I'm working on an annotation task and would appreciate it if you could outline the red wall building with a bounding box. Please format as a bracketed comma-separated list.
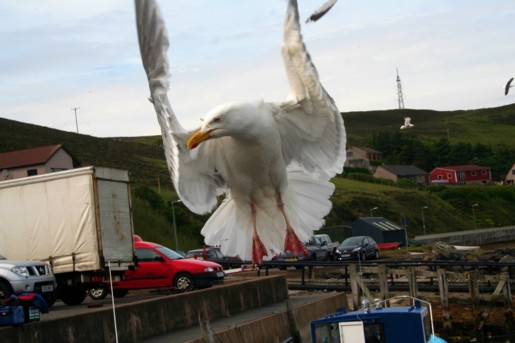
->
[429, 165, 492, 185]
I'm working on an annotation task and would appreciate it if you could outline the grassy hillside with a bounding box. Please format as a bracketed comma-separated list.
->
[1, 103, 515, 251]
[343, 103, 515, 148]
[0, 118, 172, 189]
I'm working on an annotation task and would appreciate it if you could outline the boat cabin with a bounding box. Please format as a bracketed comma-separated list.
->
[310, 297, 446, 343]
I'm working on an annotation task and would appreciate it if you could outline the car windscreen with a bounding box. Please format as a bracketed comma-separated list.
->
[155, 246, 184, 260]
[341, 237, 363, 246]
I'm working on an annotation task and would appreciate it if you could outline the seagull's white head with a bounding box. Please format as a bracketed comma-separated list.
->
[187, 101, 264, 150]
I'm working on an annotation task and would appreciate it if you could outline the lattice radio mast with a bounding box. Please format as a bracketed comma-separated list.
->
[396, 68, 405, 109]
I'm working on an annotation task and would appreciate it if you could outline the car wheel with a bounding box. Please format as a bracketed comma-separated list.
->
[42, 291, 57, 307]
[0, 280, 13, 299]
[374, 250, 380, 260]
[112, 289, 128, 298]
[360, 252, 366, 261]
[174, 273, 194, 291]
[89, 285, 109, 300]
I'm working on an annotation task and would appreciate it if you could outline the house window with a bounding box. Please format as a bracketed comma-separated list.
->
[471, 171, 477, 176]
[437, 175, 443, 180]
[481, 170, 487, 175]
[457, 172, 465, 180]
[27, 169, 38, 176]
[512, 170, 515, 175]
[50, 168, 67, 173]
[447, 173, 452, 179]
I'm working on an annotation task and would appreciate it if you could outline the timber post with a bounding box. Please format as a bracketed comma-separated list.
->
[378, 264, 389, 300]
[408, 266, 418, 298]
[437, 267, 452, 329]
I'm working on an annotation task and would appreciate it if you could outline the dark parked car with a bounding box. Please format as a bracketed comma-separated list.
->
[185, 247, 244, 270]
[335, 236, 380, 261]
[301, 234, 340, 261]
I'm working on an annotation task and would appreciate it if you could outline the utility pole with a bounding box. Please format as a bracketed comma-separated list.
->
[396, 68, 405, 110]
[71, 107, 80, 134]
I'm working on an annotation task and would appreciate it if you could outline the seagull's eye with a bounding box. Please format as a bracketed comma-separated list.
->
[212, 116, 222, 123]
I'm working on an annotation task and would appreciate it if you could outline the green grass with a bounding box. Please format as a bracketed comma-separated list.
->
[343, 103, 515, 148]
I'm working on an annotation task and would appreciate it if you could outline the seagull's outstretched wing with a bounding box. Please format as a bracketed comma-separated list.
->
[276, 0, 346, 179]
[505, 77, 513, 96]
[306, 0, 338, 23]
[135, 0, 224, 214]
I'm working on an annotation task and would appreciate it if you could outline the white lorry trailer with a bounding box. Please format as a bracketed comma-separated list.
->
[0, 166, 135, 305]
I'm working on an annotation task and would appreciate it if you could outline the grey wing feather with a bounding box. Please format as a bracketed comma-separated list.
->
[276, 0, 346, 180]
[306, 0, 338, 23]
[135, 0, 224, 214]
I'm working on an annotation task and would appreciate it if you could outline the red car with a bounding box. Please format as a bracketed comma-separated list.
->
[89, 239, 224, 299]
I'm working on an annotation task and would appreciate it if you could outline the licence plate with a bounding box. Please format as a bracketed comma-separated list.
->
[41, 285, 54, 292]
[341, 254, 350, 258]
[216, 272, 224, 277]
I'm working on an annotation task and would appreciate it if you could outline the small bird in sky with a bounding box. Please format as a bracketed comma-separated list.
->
[505, 77, 513, 96]
[135, 0, 346, 264]
[400, 117, 414, 130]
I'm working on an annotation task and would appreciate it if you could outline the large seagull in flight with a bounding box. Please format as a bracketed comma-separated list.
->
[135, 0, 346, 264]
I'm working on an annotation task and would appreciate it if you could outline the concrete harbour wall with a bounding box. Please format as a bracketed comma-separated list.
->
[0, 275, 290, 343]
[414, 225, 515, 245]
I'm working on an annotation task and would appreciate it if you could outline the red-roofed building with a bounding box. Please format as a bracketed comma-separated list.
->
[0, 144, 81, 181]
[429, 165, 492, 185]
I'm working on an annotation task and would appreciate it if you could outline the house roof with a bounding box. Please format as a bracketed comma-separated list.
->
[0, 144, 78, 169]
[433, 165, 490, 172]
[353, 146, 381, 154]
[352, 217, 405, 232]
[378, 164, 427, 176]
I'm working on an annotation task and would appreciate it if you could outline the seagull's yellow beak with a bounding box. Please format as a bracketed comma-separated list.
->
[187, 130, 212, 150]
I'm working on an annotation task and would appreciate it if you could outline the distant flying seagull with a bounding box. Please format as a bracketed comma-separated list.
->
[400, 117, 414, 130]
[505, 77, 513, 96]
[135, 0, 346, 264]
[306, 0, 338, 23]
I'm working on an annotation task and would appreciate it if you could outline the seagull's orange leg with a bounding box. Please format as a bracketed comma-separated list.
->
[251, 201, 268, 265]
[277, 192, 308, 256]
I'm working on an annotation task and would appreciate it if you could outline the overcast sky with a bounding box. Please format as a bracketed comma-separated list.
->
[1, 1, 514, 137]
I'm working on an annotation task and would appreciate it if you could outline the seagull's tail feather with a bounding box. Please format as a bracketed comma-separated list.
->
[201, 168, 334, 261]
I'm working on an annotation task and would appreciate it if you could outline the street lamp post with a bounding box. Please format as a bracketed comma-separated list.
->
[370, 207, 378, 217]
[421, 206, 428, 235]
[472, 203, 479, 230]
[172, 200, 182, 251]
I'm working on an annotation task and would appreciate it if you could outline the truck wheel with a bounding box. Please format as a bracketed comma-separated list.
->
[0, 280, 13, 299]
[59, 286, 87, 306]
[112, 289, 128, 298]
[89, 286, 109, 300]
[174, 273, 194, 291]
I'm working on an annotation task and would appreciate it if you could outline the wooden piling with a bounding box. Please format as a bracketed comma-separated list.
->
[378, 264, 389, 300]
[437, 267, 452, 329]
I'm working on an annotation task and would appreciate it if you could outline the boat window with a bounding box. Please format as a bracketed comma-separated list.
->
[313, 323, 341, 343]
[364, 322, 385, 343]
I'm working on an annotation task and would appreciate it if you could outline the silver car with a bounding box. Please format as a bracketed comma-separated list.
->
[0, 254, 57, 307]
